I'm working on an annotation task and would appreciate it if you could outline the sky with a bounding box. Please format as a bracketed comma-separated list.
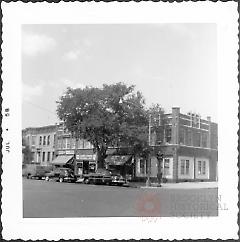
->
[22, 24, 217, 129]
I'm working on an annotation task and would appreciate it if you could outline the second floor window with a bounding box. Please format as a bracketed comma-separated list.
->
[39, 136, 42, 145]
[47, 135, 50, 145]
[165, 128, 172, 143]
[43, 136, 46, 145]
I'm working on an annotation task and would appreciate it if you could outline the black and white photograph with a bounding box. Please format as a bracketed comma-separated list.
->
[21, 23, 219, 218]
[2, 2, 238, 240]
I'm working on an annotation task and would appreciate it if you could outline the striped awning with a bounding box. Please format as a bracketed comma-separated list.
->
[51, 155, 73, 165]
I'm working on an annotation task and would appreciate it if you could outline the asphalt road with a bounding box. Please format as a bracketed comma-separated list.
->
[23, 179, 218, 218]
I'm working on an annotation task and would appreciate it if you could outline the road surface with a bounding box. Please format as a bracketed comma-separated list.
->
[23, 179, 218, 218]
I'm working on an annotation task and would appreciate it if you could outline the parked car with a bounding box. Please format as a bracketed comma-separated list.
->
[45, 168, 76, 183]
[109, 171, 128, 186]
[83, 168, 112, 185]
[22, 164, 53, 180]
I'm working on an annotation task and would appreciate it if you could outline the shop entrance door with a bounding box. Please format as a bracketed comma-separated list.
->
[83, 160, 89, 174]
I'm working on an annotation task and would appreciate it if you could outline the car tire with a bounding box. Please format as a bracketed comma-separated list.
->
[59, 177, 63, 183]
[45, 177, 49, 181]
[84, 178, 90, 184]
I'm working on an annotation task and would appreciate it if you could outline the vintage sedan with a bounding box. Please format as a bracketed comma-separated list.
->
[45, 168, 77, 183]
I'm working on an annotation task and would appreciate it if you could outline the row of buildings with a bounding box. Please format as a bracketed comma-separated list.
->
[22, 107, 218, 183]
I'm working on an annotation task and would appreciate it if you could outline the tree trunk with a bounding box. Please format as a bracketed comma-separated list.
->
[96, 146, 107, 169]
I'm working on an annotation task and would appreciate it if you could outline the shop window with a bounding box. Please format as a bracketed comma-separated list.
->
[42, 152, 45, 162]
[180, 159, 190, 175]
[43, 136, 46, 145]
[39, 136, 42, 145]
[165, 128, 172, 143]
[163, 159, 170, 175]
[47, 135, 50, 145]
[197, 160, 206, 175]
[47, 152, 50, 162]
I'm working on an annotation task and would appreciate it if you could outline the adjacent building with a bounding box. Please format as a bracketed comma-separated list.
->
[22, 124, 58, 165]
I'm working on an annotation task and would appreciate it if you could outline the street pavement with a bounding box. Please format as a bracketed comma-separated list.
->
[23, 178, 218, 218]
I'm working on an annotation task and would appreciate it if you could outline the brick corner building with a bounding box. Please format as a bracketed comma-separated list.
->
[134, 107, 218, 183]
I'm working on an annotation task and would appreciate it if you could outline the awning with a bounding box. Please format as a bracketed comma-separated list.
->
[51, 155, 74, 165]
[105, 155, 132, 166]
[76, 149, 96, 161]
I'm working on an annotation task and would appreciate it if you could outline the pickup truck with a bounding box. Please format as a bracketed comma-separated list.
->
[22, 164, 53, 180]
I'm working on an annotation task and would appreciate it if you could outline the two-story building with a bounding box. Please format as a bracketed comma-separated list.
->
[22, 125, 58, 166]
[134, 107, 218, 182]
[52, 123, 97, 176]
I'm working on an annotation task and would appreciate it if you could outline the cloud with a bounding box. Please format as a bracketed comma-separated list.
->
[22, 83, 43, 101]
[62, 50, 81, 61]
[62, 79, 86, 89]
[22, 32, 56, 57]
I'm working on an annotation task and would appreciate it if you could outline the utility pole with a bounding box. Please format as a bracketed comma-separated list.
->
[146, 114, 151, 187]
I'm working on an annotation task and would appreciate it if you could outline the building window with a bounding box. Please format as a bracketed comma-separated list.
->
[57, 138, 62, 149]
[179, 128, 185, 144]
[165, 128, 172, 143]
[39, 136, 42, 145]
[52, 152, 55, 160]
[202, 133, 208, 148]
[47, 152, 50, 162]
[186, 130, 192, 146]
[78, 139, 84, 149]
[163, 158, 170, 175]
[198, 160, 206, 175]
[47, 135, 50, 146]
[32, 136, 36, 146]
[71, 138, 76, 149]
[194, 132, 201, 147]
[140, 158, 145, 175]
[84, 141, 91, 149]
[180, 159, 190, 175]
[66, 138, 70, 149]
[42, 152, 45, 162]
[43, 136, 46, 145]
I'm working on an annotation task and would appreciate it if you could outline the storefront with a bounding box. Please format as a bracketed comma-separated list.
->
[105, 155, 133, 177]
[75, 149, 97, 176]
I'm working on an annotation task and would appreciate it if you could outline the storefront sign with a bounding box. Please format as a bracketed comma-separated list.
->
[66, 150, 74, 155]
[58, 151, 65, 155]
[77, 154, 96, 160]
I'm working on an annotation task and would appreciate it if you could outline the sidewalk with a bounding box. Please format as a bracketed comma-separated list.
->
[129, 181, 218, 189]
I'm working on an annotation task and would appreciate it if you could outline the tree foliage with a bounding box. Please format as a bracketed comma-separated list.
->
[22, 138, 33, 164]
[57, 83, 151, 167]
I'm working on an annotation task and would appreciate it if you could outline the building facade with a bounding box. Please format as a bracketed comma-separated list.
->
[134, 107, 218, 182]
[53, 123, 97, 176]
[22, 125, 58, 166]
[22, 107, 218, 183]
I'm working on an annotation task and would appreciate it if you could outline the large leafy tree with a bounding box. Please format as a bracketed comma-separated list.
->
[56, 83, 150, 168]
